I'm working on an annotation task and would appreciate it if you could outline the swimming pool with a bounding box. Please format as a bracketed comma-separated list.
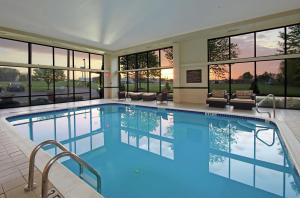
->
[7, 104, 300, 198]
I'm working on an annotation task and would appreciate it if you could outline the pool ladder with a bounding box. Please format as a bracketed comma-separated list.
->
[255, 94, 276, 119]
[24, 140, 101, 198]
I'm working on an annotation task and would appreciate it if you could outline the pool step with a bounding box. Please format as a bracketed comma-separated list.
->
[80, 172, 98, 190]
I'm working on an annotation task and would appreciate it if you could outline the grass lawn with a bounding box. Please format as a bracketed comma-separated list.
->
[210, 83, 300, 96]
[0, 80, 101, 93]
[126, 82, 173, 92]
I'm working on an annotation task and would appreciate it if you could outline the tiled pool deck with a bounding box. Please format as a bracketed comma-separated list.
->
[0, 99, 299, 198]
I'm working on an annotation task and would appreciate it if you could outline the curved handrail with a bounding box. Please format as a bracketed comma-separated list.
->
[255, 128, 276, 146]
[256, 94, 276, 118]
[24, 140, 69, 192]
[41, 151, 101, 198]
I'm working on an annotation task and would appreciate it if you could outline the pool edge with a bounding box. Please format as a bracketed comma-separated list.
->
[1, 100, 300, 197]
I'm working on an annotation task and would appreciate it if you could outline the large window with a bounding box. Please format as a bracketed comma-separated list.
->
[208, 38, 230, 62]
[161, 69, 173, 93]
[118, 47, 174, 97]
[208, 23, 300, 109]
[0, 66, 29, 107]
[286, 58, 300, 109]
[231, 62, 254, 92]
[0, 38, 28, 63]
[209, 64, 230, 92]
[54, 48, 68, 67]
[91, 73, 103, 99]
[32, 44, 53, 65]
[230, 33, 254, 59]
[31, 68, 54, 105]
[256, 60, 285, 108]
[256, 28, 284, 57]
[55, 70, 73, 103]
[148, 70, 160, 93]
[90, 54, 103, 70]
[74, 51, 89, 69]
[0, 37, 104, 108]
[286, 24, 300, 54]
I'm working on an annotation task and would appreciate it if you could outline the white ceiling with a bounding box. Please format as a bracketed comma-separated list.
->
[0, 0, 299, 51]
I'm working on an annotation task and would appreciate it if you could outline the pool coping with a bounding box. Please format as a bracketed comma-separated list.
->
[1, 100, 300, 198]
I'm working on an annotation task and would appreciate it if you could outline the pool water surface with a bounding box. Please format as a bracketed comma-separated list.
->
[8, 104, 300, 198]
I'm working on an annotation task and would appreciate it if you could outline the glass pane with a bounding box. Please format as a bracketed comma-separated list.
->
[119, 73, 127, 91]
[209, 64, 229, 92]
[54, 70, 69, 94]
[31, 68, 54, 96]
[69, 50, 73, 67]
[138, 71, 148, 92]
[230, 33, 254, 59]
[119, 56, 127, 71]
[286, 58, 300, 109]
[54, 48, 68, 67]
[256, 60, 285, 108]
[75, 93, 90, 101]
[231, 62, 255, 92]
[256, 28, 284, 56]
[91, 73, 103, 99]
[148, 70, 160, 93]
[55, 94, 73, 103]
[160, 48, 173, 67]
[208, 38, 230, 61]
[32, 44, 53, 65]
[127, 55, 136, 70]
[74, 51, 89, 69]
[128, 72, 137, 92]
[286, 24, 300, 54]
[137, 53, 147, 69]
[69, 71, 74, 94]
[90, 54, 103, 70]
[0, 38, 28, 63]
[161, 68, 173, 93]
[31, 96, 53, 105]
[0, 97, 29, 108]
[148, 50, 159, 68]
[74, 71, 89, 93]
[0, 66, 29, 97]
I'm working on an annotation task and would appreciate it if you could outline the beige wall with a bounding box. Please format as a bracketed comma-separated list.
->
[109, 9, 300, 104]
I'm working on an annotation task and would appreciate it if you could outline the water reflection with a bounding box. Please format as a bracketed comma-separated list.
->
[119, 106, 174, 160]
[208, 118, 300, 197]
[8, 105, 300, 198]
[10, 107, 105, 157]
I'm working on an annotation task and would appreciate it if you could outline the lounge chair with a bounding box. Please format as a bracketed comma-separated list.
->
[230, 90, 256, 110]
[118, 91, 126, 100]
[128, 92, 143, 100]
[142, 93, 157, 101]
[206, 90, 228, 108]
[156, 92, 168, 104]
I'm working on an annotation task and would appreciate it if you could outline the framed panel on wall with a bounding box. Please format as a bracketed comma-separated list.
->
[186, 69, 202, 83]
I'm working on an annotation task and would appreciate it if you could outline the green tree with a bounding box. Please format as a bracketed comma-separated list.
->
[279, 24, 300, 54]
[0, 68, 19, 81]
[239, 72, 253, 81]
[209, 38, 238, 81]
[33, 69, 65, 90]
[119, 49, 174, 91]
[278, 25, 300, 85]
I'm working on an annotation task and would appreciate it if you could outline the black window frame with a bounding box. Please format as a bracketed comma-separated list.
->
[207, 23, 300, 109]
[118, 47, 174, 96]
[0, 36, 105, 109]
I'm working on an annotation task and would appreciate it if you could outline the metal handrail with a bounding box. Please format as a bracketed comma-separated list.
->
[41, 151, 101, 198]
[255, 94, 276, 118]
[255, 128, 276, 146]
[24, 140, 69, 192]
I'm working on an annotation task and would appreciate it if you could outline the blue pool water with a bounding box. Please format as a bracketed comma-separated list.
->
[8, 104, 300, 198]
